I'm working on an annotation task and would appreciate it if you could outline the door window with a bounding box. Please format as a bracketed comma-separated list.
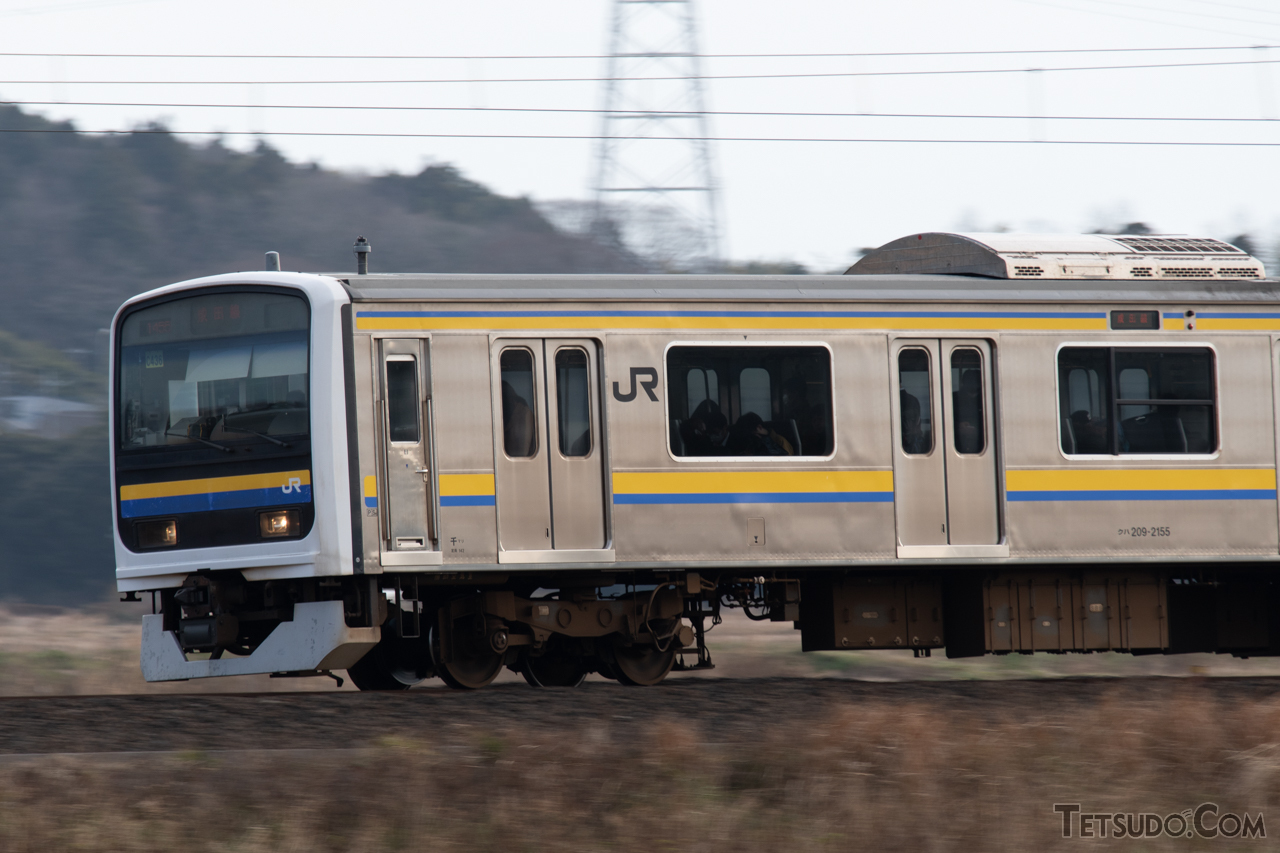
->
[950, 348, 985, 454]
[385, 357, 420, 443]
[555, 348, 592, 457]
[500, 348, 538, 458]
[898, 348, 933, 454]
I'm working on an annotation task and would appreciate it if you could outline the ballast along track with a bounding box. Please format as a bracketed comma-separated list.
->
[4, 676, 1280, 755]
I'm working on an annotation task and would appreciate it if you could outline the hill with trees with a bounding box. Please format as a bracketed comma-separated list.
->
[0, 105, 640, 357]
[0, 104, 641, 604]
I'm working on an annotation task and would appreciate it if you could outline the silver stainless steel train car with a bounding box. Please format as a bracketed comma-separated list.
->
[111, 232, 1280, 689]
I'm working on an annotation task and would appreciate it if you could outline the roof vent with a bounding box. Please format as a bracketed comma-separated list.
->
[847, 232, 1266, 280]
[1111, 236, 1243, 254]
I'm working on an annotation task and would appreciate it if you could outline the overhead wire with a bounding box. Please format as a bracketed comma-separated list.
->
[2, 98, 1276, 124]
[0, 45, 1275, 60]
[1, 56, 1279, 85]
[0, 127, 1274, 146]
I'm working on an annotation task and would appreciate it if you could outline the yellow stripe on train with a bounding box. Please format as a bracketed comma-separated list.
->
[120, 470, 312, 502]
[438, 473, 497, 497]
[613, 470, 894, 495]
[1005, 468, 1276, 492]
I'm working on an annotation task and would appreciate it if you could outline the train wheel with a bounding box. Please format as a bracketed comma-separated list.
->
[430, 625, 504, 690]
[610, 641, 676, 686]
[522, 641, 588, 688]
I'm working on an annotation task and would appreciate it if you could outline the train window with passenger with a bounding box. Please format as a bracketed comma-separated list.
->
[666, 345, 833, 458]
[117, 291, 310, 451]
[686, 368, 719, 415]
[1058, 347, 1216, 455]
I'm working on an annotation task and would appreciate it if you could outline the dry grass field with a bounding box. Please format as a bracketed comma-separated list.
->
[3, 600, 1280, 851]
[0, 684, 1277, 852]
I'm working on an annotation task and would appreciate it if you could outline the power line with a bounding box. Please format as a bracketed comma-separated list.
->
[1, 56, 1278, 86]
[0, 45, 1275, 60]
[4, 98, 1278, 124]
[0, 127, 1275, 146]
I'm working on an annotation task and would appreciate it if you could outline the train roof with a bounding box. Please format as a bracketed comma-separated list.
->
[336, 272, 1280, 305]
[328, 231, 1273, 304]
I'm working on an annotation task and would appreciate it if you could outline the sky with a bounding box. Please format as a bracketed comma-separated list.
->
[1, 0, 1278, 271]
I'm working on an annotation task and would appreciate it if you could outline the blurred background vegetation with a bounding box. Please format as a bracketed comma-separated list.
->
[0, 102, 651, 605]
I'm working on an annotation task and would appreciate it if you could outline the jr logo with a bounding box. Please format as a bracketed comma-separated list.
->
[282, 477, 303, 494]
[613, 367, 659, 402]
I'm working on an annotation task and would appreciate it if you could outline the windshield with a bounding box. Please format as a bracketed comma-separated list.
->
[118, 291, 310, 450]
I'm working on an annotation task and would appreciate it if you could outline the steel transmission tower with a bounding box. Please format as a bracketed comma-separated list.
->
[590, 0, 723, 271]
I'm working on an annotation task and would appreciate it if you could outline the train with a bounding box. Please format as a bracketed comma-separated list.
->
[111, 231, 1280, 689]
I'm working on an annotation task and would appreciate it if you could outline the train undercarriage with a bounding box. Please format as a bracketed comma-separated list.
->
[147, 565, 1280, 690]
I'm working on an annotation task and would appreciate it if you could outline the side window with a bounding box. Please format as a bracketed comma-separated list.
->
[1058, 347, 1216, 455]
[897, 348, 933, 454]
[686, 368, 719, 414]
[1118, 367, 1152, 419]
[1058, 349, 1111, 454]
[666, 346, 833, 458]
[499, 348, 538, 458]
[739, 368, 771, 419]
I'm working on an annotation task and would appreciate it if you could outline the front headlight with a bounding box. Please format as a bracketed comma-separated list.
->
[259, 509, 300, 538]
[136, 519, 178, 548]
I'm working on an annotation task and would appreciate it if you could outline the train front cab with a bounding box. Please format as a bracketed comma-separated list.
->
[111, 274, 379, 682]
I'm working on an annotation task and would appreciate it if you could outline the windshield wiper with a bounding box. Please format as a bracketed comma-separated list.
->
[164, 430, 233, 453]
[222, 424, 292, 448]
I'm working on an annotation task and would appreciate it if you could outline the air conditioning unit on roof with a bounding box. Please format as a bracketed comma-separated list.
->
[846, 232, 1266, 281]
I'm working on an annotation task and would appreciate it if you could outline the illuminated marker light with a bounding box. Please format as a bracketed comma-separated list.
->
[136, 519, 178, 549]
[259, 509, 300, 539]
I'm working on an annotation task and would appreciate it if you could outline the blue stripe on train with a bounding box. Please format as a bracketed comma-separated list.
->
[613, 491, 895, 505]
[440, 495, 497, 507]
[121, 485, 313, 519]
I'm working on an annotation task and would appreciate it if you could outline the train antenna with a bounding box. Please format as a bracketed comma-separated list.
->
[353, 236, 371, 274]
[265, 251, 280, 271]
